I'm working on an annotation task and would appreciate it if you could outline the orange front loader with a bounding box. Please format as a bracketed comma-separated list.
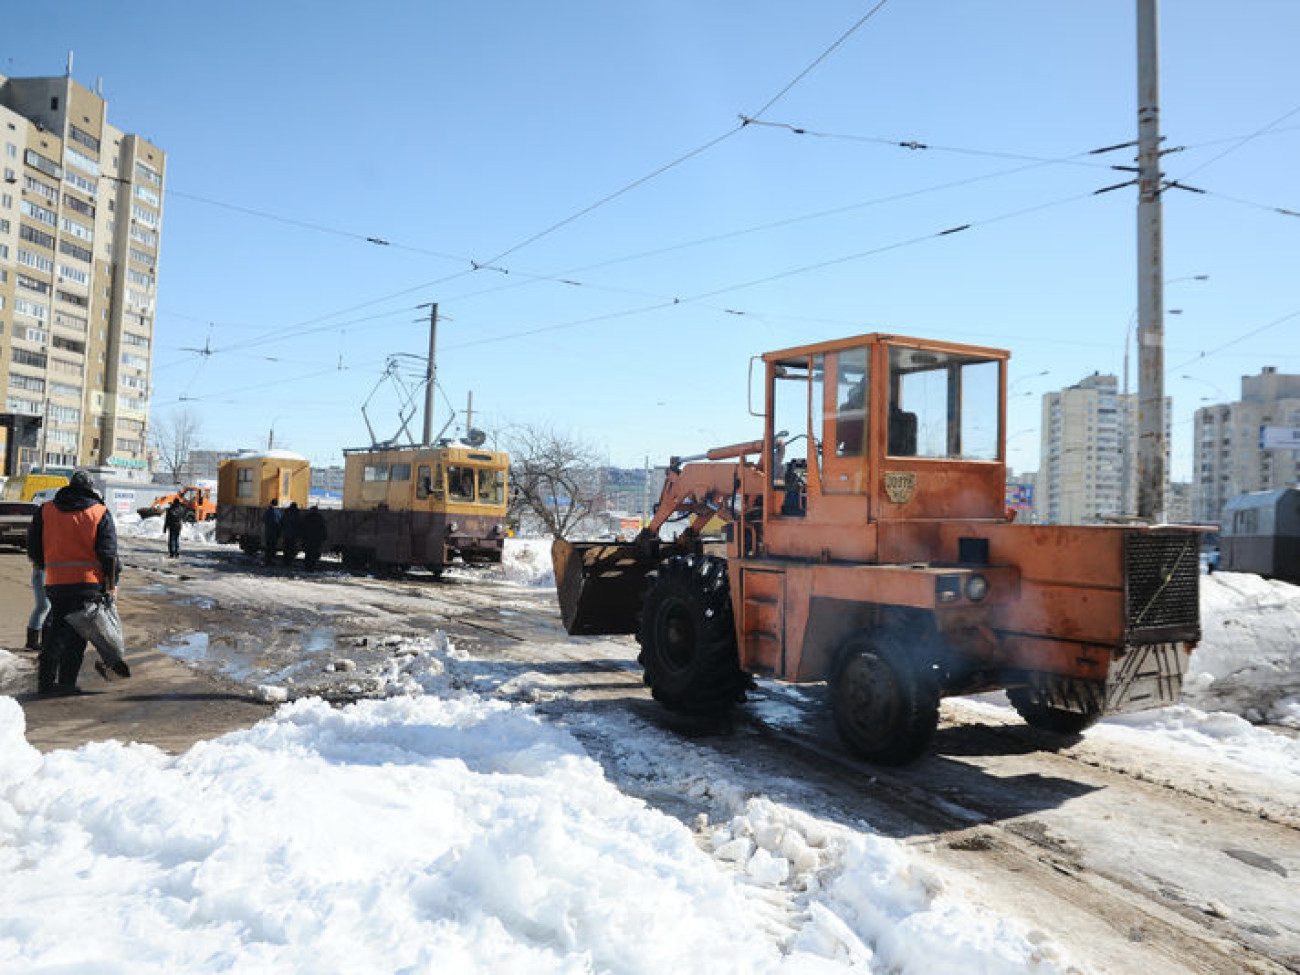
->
[554, 333, 1201, 764]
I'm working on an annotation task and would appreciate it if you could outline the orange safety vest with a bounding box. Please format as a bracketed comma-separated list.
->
[42, 502, 107, 586]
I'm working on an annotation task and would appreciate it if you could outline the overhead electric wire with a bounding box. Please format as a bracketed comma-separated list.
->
[167, 188, 466, 263]
[441, 185, 1101, 353]
[1173, 102, 1300, 182]
[475, 0, 894, 268]
[1169, 307, 1300, 373]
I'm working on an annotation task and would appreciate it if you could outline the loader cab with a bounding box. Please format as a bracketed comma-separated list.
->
[763, 335, 1007, 557]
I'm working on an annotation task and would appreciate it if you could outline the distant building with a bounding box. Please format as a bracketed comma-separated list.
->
[1167, 481, 1194, 524]
[1193, 366, 1300, 524]
[0, 69, 166, 474]
[599, 465, 668, 519]
[1036, 374, 1139, 525]
[310, 465, 344, 496]
[185, 449, 239, 481]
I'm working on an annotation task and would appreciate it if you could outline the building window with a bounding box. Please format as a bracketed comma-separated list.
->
[13, 296, 48, 320]
[58, 239, 92, 263]
[63, 169, 96, 197]
[16, 273, 50, 295]
[58, 264, 89, 286]
[24, 149, 61, 180]
[23, 175, 58, 202]
[21, 200, 57, 226]
[64, 146, 99, 177]
[59, 216, 93, 242]
[135, 161, 162, 186]
[63, 193, 95, 218]
[9, 374, 45, 393]
[19, 225, 55, 248]
[68, 125, 100, 153]
[12, 347, 47, 368]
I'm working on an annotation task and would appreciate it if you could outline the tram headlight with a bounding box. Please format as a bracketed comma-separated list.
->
[447, 521, 459, 534]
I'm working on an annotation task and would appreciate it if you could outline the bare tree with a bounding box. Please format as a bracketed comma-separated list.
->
[505, 424, 607, 539]
[149, 407, 203, 483]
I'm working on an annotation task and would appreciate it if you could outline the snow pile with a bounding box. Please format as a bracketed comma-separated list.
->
[500, 537, 556, 588]
[1102, 703, 1300, 777]
[1185, 572, 1300, 726]
[0, 650, 25, 689]
[0, 694, 1071, 974]
[116, 510, 217, 546]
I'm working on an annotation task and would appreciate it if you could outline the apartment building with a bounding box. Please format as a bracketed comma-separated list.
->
[1193, 366, 1300, 524]
[1035, 373, 1140, 525]
[0, 70, 164, 475]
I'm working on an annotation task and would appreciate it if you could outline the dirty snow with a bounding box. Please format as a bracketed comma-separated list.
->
[1, 543, 1297, 972]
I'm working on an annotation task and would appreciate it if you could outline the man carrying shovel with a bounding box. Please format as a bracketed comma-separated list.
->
[27, 470, 130, 695]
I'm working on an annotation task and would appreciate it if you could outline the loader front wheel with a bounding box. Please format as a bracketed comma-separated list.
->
[637, 555, 748, 716]
[1007, 686, 1101, 735]
[832, 631, 939, 765]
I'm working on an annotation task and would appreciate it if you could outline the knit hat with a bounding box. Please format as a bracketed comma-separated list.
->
[70, 470, 95, 492]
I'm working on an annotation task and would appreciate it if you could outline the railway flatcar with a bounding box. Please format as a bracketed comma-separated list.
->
[216, 443, 509, 574]
[1220, 488, 1300, 584]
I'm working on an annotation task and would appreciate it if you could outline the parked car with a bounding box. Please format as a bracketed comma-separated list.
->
[0, 500, 38, 548]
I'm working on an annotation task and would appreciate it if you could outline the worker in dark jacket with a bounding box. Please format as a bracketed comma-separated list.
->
[27, 470, 127, 695]
[301, 505, 327, 571]
[263, 499, 282, 566]
[280, 501, 302, 567]
[163, 498, 185, 558]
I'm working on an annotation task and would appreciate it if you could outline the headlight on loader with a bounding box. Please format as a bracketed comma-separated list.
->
[965, 574, 990, 602]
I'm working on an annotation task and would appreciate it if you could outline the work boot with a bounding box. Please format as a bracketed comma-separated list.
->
[37, 654, 58, 695]
[25, 627, 41, 651]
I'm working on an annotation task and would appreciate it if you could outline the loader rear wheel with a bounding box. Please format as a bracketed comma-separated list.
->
[1007, 686, 1101, 734]
[637, 555, 748, 716]
[832, 631, 939, 766]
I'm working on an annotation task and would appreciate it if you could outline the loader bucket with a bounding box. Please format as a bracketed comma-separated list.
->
[552, 539, 656, 636]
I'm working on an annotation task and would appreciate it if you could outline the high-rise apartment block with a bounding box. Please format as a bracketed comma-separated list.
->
[0, 70, 164, 475]
[1193, 366, 1300, 524]
[1035, 373, 1141, 525]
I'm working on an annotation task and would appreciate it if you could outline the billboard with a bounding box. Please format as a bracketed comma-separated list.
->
[1259, 426, 1300, 450]
[1006, 482, 1034, 511]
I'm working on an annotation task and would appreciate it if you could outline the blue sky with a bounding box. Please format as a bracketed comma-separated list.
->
[8, 1, 1298, 478]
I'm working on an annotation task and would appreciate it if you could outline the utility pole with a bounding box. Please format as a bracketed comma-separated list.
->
[422, 303, 438, 446]
[1135, 0, 1166, 522]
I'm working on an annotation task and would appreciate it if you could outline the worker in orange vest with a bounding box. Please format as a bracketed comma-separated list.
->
[27, 470, 126, 695]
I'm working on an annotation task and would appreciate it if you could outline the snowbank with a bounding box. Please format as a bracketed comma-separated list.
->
[500, 537, 555, 588]
[1184, 572, 1300, 726]
[117, 511, 217, 546]
[0, 689, 1071, 974]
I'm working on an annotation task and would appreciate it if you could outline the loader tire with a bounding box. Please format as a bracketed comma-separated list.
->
[831, 631, 939, 766]
[637, 554, 748, 716]
[1007, 687, 1101, 735]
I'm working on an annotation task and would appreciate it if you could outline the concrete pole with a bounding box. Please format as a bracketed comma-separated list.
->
[422, 303, 438, 446]
[1135, 0, 1166, 522]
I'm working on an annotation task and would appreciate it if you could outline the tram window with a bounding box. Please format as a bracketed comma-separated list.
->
[416, 464, 432, 500]
[477, 468, 504, 504]
[236, 468, 253, 499]
[433, 465, 444, 500]
[363, 464, 388, 482]
[390, 463, 411, 482]
[448, 466, 475, 501]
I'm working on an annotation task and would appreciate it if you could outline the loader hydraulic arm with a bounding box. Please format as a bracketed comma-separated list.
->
[645, 438, 770, 538]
